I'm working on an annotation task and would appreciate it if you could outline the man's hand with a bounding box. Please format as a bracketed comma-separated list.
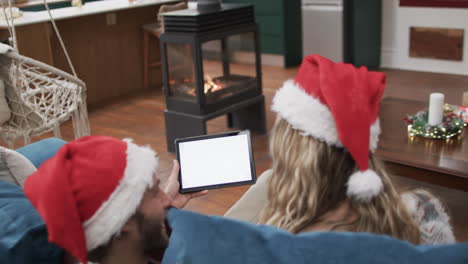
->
[162, 160, 208, 209]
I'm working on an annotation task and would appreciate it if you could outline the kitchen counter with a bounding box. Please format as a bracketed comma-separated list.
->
[0, 0, 177, 27]
[0, 0, 181, 105]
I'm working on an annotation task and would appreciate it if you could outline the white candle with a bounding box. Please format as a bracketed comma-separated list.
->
[428, 93, 444, 126]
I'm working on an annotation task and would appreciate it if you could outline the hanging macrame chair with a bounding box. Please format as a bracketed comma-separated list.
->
[0, 0, 90, 148]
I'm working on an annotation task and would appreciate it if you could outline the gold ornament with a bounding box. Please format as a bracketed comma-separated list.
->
[443, 103, 454, 113]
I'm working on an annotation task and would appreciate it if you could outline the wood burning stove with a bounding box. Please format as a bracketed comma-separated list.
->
[160, 4, 266, 152]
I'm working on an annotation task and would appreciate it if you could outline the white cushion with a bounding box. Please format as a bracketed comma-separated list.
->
[0, 80, 11, 125]
[0, 146, 36, 187]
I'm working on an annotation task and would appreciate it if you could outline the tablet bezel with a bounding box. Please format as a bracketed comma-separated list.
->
[175, 130, 256, 193]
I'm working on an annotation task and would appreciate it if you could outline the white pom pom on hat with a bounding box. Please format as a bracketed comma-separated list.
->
[271, 54, 386, 201]
[346, 169, 383, 202]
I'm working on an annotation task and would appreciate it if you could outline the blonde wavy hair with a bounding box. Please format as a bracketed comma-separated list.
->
[258, 118, 421, 244]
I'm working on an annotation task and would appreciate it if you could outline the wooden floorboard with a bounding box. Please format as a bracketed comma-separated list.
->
[11, 65, 468, 242]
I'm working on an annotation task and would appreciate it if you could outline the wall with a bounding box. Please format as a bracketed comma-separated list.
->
[381, 0, 468, 75]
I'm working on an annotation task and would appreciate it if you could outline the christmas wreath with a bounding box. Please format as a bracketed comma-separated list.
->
[404, 106, 465, 139]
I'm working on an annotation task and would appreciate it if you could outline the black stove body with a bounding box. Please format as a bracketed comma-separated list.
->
[160, 4, 266, 152]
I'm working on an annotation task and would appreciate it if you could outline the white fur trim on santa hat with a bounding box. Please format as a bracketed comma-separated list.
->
[83, 139, 158, 251]
[346, 169, 383, 201]
[272, 80, 381, 151]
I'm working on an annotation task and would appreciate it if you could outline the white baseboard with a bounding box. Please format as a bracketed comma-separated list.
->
[380, 47, 398, 69]
[389, 64, 468, 76]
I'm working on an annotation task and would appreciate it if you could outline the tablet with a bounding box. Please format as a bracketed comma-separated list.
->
[175, 130, 256, 193]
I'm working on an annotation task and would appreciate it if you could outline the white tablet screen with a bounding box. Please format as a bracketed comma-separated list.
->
[178, 134, 253, 189]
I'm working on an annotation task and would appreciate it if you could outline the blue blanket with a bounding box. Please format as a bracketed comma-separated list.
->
[0, 180, 63, 264]
[16, 137, 67, 168]
[163, 209, 468, 264]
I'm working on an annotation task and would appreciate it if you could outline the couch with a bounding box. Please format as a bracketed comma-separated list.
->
[1, 138, 467, 264]
[0, 138, 66, 264]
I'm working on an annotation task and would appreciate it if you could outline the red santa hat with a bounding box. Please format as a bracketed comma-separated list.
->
[272, 54, 386, 201]
[24, 136, 158, 264]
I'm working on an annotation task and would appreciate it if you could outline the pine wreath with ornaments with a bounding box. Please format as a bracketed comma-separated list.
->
[404, 108, 465, 139]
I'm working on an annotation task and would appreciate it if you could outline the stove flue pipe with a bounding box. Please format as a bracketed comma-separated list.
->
[197, 0, 221, 12]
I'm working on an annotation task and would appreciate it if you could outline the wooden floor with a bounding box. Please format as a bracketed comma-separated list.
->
[17, 65, 468, 242]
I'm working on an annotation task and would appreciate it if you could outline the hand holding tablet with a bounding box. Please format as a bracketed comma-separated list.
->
[161, 160, 208, 208]
[175, 131, 256, 193]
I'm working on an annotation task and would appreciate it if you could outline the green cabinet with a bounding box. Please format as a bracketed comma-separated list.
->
[223, 0, 302, 67]
[343, 0, 382, 69]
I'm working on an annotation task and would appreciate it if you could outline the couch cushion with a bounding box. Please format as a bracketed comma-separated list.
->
[0, 180, 63, 264]
[0, 146, 36, 186]
[163, 208, 468, 264]
[16, 137, 67, 169]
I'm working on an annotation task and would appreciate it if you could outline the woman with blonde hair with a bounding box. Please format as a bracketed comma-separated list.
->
[225, 54, 454, 245]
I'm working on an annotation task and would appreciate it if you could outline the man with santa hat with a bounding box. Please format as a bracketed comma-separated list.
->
[24, 136, 206, 264]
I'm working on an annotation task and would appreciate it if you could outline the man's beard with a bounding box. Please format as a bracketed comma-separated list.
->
[135, 211, 170, 257]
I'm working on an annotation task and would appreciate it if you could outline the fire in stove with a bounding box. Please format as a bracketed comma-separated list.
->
[204, 75, 223, 94]
[169, 73, 257, 103]
[169, 74, 225, 97]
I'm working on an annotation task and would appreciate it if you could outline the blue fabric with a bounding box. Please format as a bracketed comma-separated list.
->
[163, 209, 468, 264]
[16, 138, 67, 168]
[0, 180, 63, 264]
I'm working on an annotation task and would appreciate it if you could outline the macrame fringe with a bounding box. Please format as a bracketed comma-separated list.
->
[72, 92, 91, 139]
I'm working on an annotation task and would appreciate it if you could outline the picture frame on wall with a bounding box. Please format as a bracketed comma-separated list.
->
[400, 0, 468, 8]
